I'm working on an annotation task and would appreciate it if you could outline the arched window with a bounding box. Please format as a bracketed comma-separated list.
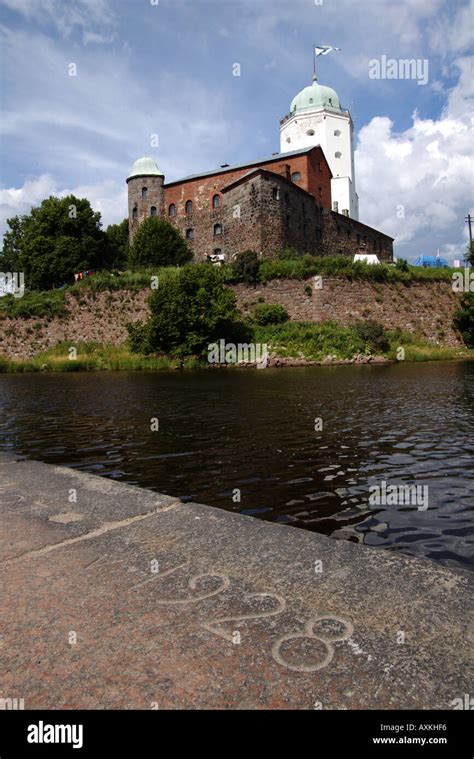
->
[150, 206, 157, 217]
[132, 206, 138, 220]
[142, 187, 148, 199]
[186, 228, 194, 240]
[335, 151, 342, 159]
[214, 249, 222, 255]
[306, 129, 315, 136]
[168, 203, 177, 217]
[318, 187, 322, 197]
[334, 129, 341, 137]
[272, 187, 280, 200]
[213, 223, 222, 236]
[185, 200, 193, 214]
[291, 171, 301, 182]
[212, 194, 221, 209]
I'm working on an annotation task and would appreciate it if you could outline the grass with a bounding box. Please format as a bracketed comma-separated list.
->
[0, 289, 67, 320]
[223, 255, 457, 284]
[0, 342, 201, 373]
[254, 320, 366, 360]
[68, 267, 179, 293]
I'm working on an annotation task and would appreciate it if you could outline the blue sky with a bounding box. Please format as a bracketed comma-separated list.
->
[0, 0, 472, 261]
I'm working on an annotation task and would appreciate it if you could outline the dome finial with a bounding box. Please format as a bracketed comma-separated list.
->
[312, 72, 318, 83]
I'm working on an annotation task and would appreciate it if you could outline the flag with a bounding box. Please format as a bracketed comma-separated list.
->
[314, 45, 341, 56]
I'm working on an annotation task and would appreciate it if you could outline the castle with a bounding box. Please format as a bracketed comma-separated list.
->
[127, 74, 393, 263]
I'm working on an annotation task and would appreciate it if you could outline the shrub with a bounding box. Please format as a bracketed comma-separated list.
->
[395, 258, 409, 272]
[455, 292, 474, 347]
[232, 250, 260, 284]
[128, 263, 250, 357]
[252, 303, 289, 325]
[354, 320, 390, 353]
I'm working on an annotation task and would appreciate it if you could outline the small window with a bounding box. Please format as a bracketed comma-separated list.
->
[346, 229, 351, 238]
[309, 98, 313, 104]
[286, 136, 291, 143]
[186, 228, 194, 240]
[132, 206, 138, 220]
[357, 234, 360, 245]
[272, 187, 280, 200]
[291, 171, 301, 182]
[212, 194, 221, 209]
[213, 223, 222, 236]
[317, 161, 322, 172]
[214, 248, 222, 256]
[142, 187, 148, 199]
[318, 187, 322, 197]
[285, 215, 290, 229]
[302, 203, 306, 216]
[284, 191, 289, 204]
[306, 129, 315, 136]
[334, 129, 341, 137]
[185, 200, 193, 214]
[335, 151, 342, 159]
[150, 206, 157, 217]
[168, 203, 177, 217]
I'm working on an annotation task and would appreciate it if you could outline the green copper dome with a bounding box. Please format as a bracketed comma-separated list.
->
[290, 76, 341, 114]
[127, 156, 163, 181]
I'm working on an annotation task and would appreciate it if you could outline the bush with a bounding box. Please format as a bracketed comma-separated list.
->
[354, 320, 390, 353]
[395, 258, 409, 272]
[277, 247, 303, 260]
[455, 292, 474, 347]
[252, 303, 289, 325]
[128, 263, 250, 357]
[129, 217, 193, 268]
[232, 250, 260, 284]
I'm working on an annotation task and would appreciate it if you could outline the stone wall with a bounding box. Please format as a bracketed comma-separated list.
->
[0, 277, 463, 360]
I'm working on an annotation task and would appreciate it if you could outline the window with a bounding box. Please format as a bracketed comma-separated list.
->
[186, 228, 194, 240]
[213, 223, 222, 236]
[212, 194, 221, 209]
[286, 136, 291, 143]
[334, 129, 341, 137]
[291, 171, 301, 182]
[185, 200, 193, 214]
[284, 191, 290, 204]
[142, 187, 148, 199]
[335, 151, 342, 159]
[132, 206, 138, 220]
[306, 129, 315, 136]
[317, 161, 322, 172]
[357, 234, 360, 245]
[214, 249, 222, 256]
[302, 203, 306, 216]
[285, 215, 290, 229]
[272, 187, 280, 200]
[168, 203, 177, 217]
[309, 98, 313, 104]
[346, 229, 351, 238]
[318, 187, 322, 197]
[150, 206, 157, 217]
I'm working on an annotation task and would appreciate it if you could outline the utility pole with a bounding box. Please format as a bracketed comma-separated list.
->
[466, 213, 473, 245]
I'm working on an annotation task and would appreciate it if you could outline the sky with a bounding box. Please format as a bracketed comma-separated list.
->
[0, 0, 472, 262]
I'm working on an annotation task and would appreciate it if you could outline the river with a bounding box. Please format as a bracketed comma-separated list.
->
[0, 361, 472, 571]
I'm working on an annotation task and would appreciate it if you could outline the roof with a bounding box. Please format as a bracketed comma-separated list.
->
[221, 167, 319, 201]
[127, 156, 163, 182]
[290, 77, 341, 114]
[163, 146, 325, 187]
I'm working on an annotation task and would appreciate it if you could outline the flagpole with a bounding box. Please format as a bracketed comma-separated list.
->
[313, 45, 316, 80]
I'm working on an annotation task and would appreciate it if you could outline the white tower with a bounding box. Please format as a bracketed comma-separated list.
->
[280, 74, 359, 219]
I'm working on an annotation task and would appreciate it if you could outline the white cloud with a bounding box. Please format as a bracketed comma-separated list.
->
[0, 175, 126, 238]
[0, 0, 115, 41]
[356, 57, 474, 261]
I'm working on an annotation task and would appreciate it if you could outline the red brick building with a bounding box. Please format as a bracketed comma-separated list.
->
[127, 146, 393, 262]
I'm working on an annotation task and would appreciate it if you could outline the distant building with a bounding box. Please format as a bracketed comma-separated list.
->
[126, 74, 393, 262]
[414, 255, 449, 268]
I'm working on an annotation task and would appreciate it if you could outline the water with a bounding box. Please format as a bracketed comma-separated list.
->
[0, 361, 473, 571]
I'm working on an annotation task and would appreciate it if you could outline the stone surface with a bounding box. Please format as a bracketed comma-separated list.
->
[0, 277, 463, 360]
[0, 454, 472, 709]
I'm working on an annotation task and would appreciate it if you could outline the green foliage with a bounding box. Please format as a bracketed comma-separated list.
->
[254, 321, 365, 360]
[395, 258, 409, 272]
[252, 303, 289, 325]
[354, 320, 390, 353]
[1, 195, 108, 290]
[128, 264, 249, 357]
[277, 247, 303, 260]
[455, 292, 474, 347]
[231, 250, 261, 284]
[0, 289, 67, 320]
[466, 240, 474, 267]
[129, 217, 192, 268]
[105, 219, 130, 269]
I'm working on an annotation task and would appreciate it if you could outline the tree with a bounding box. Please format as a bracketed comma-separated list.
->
[128, 264, 249, 357]
[1, 195, 107, 290]
[129, 217, 193, 268]
[105, 219, 130, 269]
[466, 240, 474, 267]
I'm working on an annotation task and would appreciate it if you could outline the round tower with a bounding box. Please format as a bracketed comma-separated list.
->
[126, 156, 164, 242]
